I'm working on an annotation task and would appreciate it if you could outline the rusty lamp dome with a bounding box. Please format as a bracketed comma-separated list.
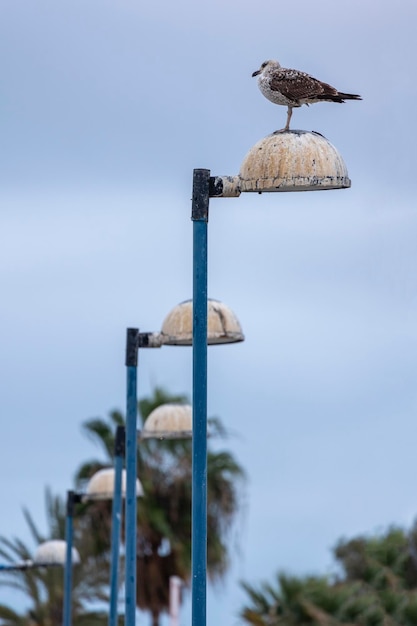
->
[142, 403, 192, 439]
[160, 298, 244, 345]
[85, 467, 143, 500]
[239, 130, 351, 193]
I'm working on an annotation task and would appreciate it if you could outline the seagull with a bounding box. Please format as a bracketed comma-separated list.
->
[252, 60, 362, 132]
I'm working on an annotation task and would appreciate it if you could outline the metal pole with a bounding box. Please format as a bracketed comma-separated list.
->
[169, 576, 182, 626]
[125, 329, 139, 626]
[191, 168, 210, 626]
[109, 425, 125, 626]
[63, 491, 76, 626]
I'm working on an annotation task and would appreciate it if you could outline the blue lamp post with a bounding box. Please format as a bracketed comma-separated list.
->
[109, 425, 125, 626]
[191, 170, 210, 626]
[109, 405, 192, 626]
[123, 299, 244, 626]
[63, 491, 82, 626]
[62, 467, 141, 626]
[85, 464, 142, 626]
[124, 329, 140, 626]
[190, 129, 352, 626]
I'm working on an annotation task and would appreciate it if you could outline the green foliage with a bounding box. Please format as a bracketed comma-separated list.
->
[138, 388, 188, 424]
[240, 523, 417, 626]
[0, 604, 27, 626]
[74, 410, 125, 487]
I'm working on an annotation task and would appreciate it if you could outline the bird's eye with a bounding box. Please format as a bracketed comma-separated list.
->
[261, 62, 267, 68]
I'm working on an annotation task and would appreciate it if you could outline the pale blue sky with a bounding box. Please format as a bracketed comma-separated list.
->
[1, 0, 417, 624]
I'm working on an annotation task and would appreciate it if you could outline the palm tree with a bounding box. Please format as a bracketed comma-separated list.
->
[75, 386, 246, 626]
[240, 573, 355, 626]
[333, 526, 417, 625]
[0, 489, 115, 626]
[240, 523, 417, 626]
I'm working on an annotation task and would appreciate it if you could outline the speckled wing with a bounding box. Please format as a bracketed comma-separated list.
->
[270, 69, 338, 103]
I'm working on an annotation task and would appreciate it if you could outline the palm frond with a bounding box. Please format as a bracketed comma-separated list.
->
[45, 487, 66, 539]
[0, 603, 27, 625]
[81, 418, 115, 460]
[108, 410, 125, 428]
[22, 507, 45, 546]
[74, 460, 109, 487]
[138, 386, 189, 422]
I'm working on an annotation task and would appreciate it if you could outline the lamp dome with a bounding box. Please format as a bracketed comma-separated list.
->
[239, 130, 350, 192]
[85, 468, 143, 500]
[160, 298, 244, 345]
[142, 403, 192, 439]
[33, 540, 80, 566]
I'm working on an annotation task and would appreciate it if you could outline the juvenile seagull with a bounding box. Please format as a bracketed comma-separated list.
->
[252, 60, 362, 131]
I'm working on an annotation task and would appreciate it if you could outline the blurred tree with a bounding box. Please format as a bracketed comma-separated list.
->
[74, 386, 246, 626]
[240, 524, 417, 626]
[240, 573, 352, 626]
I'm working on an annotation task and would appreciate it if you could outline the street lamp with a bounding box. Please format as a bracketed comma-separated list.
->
[124, 298, 244, 626]
[109, 425, 127, 626]
[109, 404, 192, 626]
[191, 130, 351, 626]
[62, 468, 142, 626]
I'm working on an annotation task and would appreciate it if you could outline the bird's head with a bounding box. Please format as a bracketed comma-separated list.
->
[252, 60, 281, 77]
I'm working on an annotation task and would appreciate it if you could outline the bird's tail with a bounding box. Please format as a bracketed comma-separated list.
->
[316, 91, 362, 103]
[337, 92, 362, 101]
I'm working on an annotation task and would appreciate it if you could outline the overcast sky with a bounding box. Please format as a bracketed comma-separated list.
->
[1, 0, 417, 624]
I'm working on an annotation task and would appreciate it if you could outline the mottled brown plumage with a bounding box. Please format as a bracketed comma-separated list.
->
[252, 60, 362, 131]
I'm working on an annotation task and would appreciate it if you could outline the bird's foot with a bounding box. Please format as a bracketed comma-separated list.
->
[273, 127, 291, 134]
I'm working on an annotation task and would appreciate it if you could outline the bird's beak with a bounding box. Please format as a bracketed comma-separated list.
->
[252, 69, 260, 77]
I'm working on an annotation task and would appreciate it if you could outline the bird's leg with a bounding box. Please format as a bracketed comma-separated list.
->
[276, 106, 293, 133]
[284, 106, 292, 131]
